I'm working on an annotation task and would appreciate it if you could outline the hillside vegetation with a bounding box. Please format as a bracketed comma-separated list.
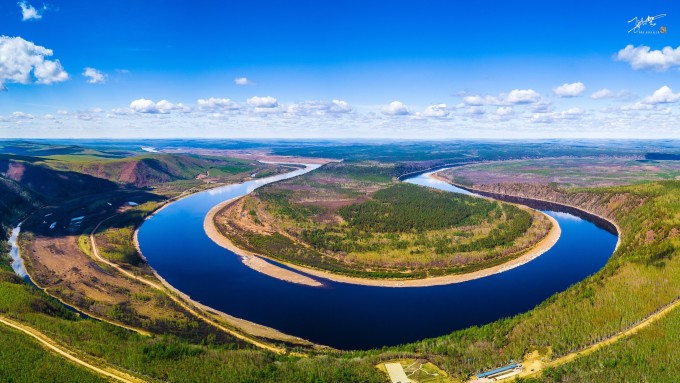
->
[46, 153, 258, 187]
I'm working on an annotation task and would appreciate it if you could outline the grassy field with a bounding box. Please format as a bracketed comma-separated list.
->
[442, 157, 680, 188]
[216, 161, 551, 279]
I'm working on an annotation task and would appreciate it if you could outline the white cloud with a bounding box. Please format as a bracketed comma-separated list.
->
[530, 108, 584, 124]
[590, 88, 615, 99]
[462, 89, 543, 106]
[590, 88, 634, 101]
[328, 99, 352, 113]
[495, 106, 513, 116]
[462, 95, 485, 106]
[111, 108, 132, 115]
[82, 67, 107, 84]
[616, 45, 680, 71]
[0, 36, 68, 88]
[197, 97, 241, 112]
[18, 1, 45, 21]
[553, 82, 585, 97]
[129, 99, 157, 113]
[643, 85, 680, 104]
[286, 100, 353, 115]
[422, 104, 449, 117]
[129, 99, 189, 114]
[381, 101, 410, 116]
[505, 89, 541, 104]
[12, 111, 34, 119]
[247, 96, 278, 108]
[621, 102, 654, 111]
[234, 77, 254, 86]
[56, 109, 68, 115]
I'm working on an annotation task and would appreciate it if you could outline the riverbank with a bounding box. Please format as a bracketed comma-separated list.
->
[204, 198, 325, 287]
[204, 195, 561, 288]
[132, 164, 324, 348]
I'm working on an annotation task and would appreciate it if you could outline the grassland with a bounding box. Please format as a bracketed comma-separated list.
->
[442, 157, 680, 188]
[215, 161, 552, 280]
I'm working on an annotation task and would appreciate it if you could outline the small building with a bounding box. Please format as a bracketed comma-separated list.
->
[475, 363, 523, 381]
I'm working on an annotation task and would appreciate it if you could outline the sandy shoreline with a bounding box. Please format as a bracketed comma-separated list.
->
[204, 198, 325, 287]
[203, 191, 562, 288]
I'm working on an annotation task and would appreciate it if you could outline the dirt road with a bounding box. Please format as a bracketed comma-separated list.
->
[0, 315, 147, 383]
[90, 215, 296, 355]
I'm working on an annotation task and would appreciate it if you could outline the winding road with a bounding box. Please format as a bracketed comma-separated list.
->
[0, 314, 148, 383]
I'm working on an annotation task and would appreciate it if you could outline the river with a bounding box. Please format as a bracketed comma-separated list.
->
[137, 166, 617, 349]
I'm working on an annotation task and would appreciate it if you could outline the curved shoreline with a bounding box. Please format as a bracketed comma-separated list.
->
[203, 191, 562, 288]
[203, 198, 324, 287]
[133, 164, 324, 348]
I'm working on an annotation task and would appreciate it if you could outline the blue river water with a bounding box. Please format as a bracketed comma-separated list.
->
[138, 166, 617, 350]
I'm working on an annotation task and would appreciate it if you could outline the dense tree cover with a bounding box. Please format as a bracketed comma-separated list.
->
[315, 161, 395, 182]
[0, 325, 107, 383]
[534, 298, 680, 383]
[338, 183, 495, 233]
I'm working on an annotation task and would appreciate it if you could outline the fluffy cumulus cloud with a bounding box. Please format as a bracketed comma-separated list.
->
[0, 36, 68, 88]
[553, 82, 585, 97]
[82, 67, 106, 84]
[197, 97, 241, 112]
[129, 99, 189, 114]
[505, 89, 541, 104]
[234, 77, 254, 85]
[643, 86, 680, 104]
[462, 95, 485, 106]
[381, 101, 409, 116]
[247, 96, 279, 108]
[616, 45, 680, 71]
[18, 1, 46, 21]
[422, 104, 449, 117]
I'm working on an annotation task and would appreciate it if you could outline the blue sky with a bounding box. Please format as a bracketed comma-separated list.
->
[1, 0, 679, 138]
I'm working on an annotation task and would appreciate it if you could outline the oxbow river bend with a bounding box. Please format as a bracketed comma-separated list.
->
[138, 165, 617, 350]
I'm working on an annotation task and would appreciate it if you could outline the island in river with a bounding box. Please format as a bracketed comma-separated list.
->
[207, 161, 559, 286]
